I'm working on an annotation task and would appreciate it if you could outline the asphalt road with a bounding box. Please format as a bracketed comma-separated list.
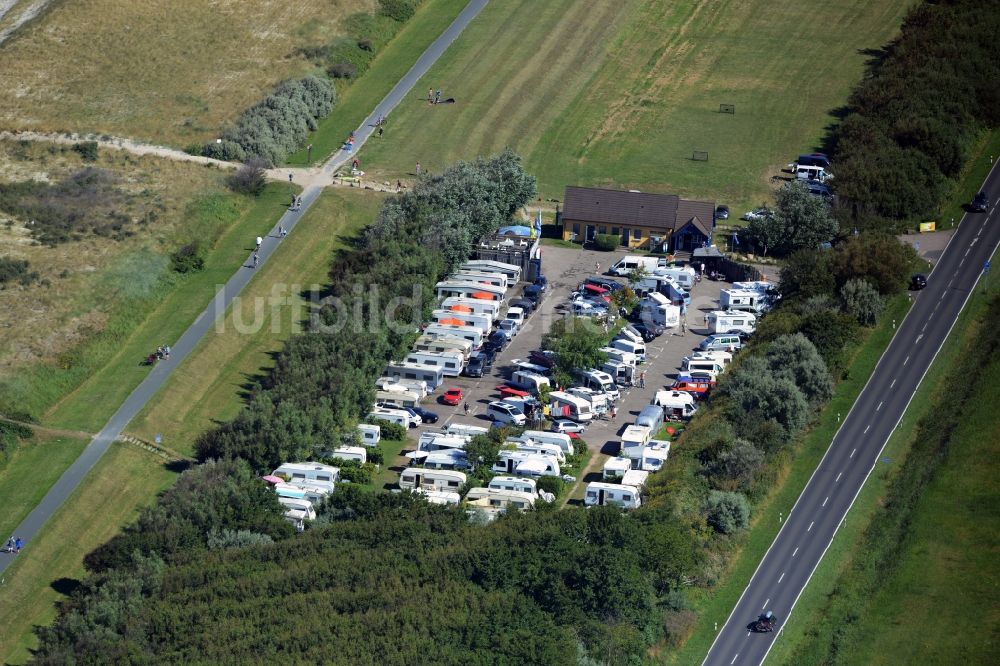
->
[0, 0, 488, 575]
[704, 165, 1000, 665]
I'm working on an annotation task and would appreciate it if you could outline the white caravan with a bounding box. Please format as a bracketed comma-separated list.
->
[376, 376, 430, 397]
[330, 446, 367, 465]
[385, 362, 446, 390]
[623, 440, 671, 472]
[417, 434, 469, 454]
[548, 391, 594, 423]
[510, 439, 566, 464]
[272, 462, 341, 485]
[414, 489, 462, 506]
[444, 422, 490, 438]
[639, 292, 681, 328]
[357, 424, 381, 447]
[720, 289, 770, 314]
[275, 482, 331, 505]
[368, 407, 418, 429]
[414, 334, 474, 360]
[519, 431, 574, 454]
[493, 451, 561, 477]
[375, 389, 421, 409]
[488, 476, 538, 495]
[611, 337, 647, 362]
[461, 260, 522, 283]
[584, 482, 642, 509]
[431, 309, 492, 333]
[705, 310, 757, 334]
[600, 347, 638, 368]
[399, 467, 466, 493]
[566, 387, 610, 416]
[654, 265, 697, 289]
[621, 424, 652, 450]
[422, 323, 485, 349]
[652, 390, 699, 420]
[404, 350, 465, 377]
[621, 469, 650, 489]
[422, 449, 471, 471]
[680, 356, 725, 379]
[603, 457, 633, 481]
[434, 280, 506, 303]
[510, 370, 550, 395]
[451, 270, 510, 291]
[440, 296, 501, 319]
[465, 487, 536, 511]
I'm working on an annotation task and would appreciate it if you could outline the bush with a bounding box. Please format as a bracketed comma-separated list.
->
[226, 157, 268, 196]
[840, 278, 885, 326]
[593, 233, 619, 251]
[379, 0, 419, 22]
[328, 62, 357, 79]
[536, 475, 567, 498]
[169, 241, 205, 274]
[831, 234, 914, 295]
[707, 439, 764, 492]
[704, 491, 750, 534]
[370, 419, 406, 441]
[336, 460, 375, 484]
[72, 141, 99, 162]
[0, 256, 40, 287]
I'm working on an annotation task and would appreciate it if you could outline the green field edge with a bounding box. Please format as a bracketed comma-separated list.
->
[285, 0, 469, 166]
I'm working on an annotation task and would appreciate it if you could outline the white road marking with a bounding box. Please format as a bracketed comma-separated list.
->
[876, 401, 883, 411]
[965, 248, 971, 257]
[864, 424, 870, 434]
[890, 379, 896, 389]
[731, 654, 739, 665]
[960, 258, 965, 267]
[822, 497, 828, 507]
[807, 522, 814, 532]
[904, 355, 910, 366]
[763, 599, 770, 609]
[948, 279, 954, 288]
[915, 334, 924, 344]
[778, 572, 785, 583]
[921, 323, 927, 332]
[793, 547, 799, 557]
[850, 448, 856, 458]
[836, 472, 843, 483]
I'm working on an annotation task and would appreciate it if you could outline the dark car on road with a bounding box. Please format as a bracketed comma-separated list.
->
[529, 349, 557, 369]
[409, 406, 439, 424]
[464, 351, 490, 378]
[910, 273, 927, 291]
[582, 276, 624, 292]
[523, 284, 544, 304]
[971, 191, 990, 212]
[484, 331, 509, 354]
[509, 297, 536, 314]
[631, 322, 663, 341]
[715, 204, 730, 221]
[533, 274, 548, 292]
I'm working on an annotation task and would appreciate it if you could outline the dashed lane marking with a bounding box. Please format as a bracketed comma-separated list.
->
[778, 572, 785, 583]
[836, 472, 843, 483]
[807, 522, 814, 532]
[822, 497, 828, 507]
[876, 401, 883, 411]
[793, 547, 799, 557]
[864, 424, 870, 434]
[850, 448, 856, 458]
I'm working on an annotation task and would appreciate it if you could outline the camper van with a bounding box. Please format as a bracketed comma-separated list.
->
[493, 450, 561, 477]
[574, 369, 620, 401]
[699, 333, 744, 352]
[600, 347, 637, 367]
[623, 440, 670, 471]
[691, 350, 733, 366]
[330, 446, 367, 465]
[368, 407, 419, 429]
[652, 390, 699, 420]
[621, 424, 652, 450]
[519, 431, 574, 455]
[414, 334, 474, 360]
[603, 457, 633, 481]
[444, 422, 490, 438]
[440, 296, 501, 319]
[609, 255, 666, 277]
[465, 487, 536, 511]
[487, 400, 527, 426]
[548, 391, 594, 423]
[611, 337, 647, 362]
[460, 260, 522, 283]
[489, 476, 538, 495]
[399, 467, 466, 492]
[431, 309, 492, 333]
[434, 280, 506, 303]
[272, 462, 341, 485]
[404, 350, 465, 377]
[357, 424, 381, 447]
[566, 387, 610, 416]
[510, 370, 550, 395]
[585, 482, 642, 509]
[635, 404, 665, 434]
[639, 292, 681, 329]
[654, 265, 697, 289]
[451, 270, 510, 291]
[794, 164, 832, 183]
[385, 362, 446, 390]
[602, 361, 635, 386]
[720, 289, 770, 314]
[705, 310, 757, 335]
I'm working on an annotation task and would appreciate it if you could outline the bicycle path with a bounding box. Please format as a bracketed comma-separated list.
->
[0, 0, 490, 575]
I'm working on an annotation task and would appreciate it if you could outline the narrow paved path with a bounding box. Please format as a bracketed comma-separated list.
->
[0, 0, 489, 576]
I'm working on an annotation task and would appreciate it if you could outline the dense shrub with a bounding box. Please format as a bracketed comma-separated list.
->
[704, 491, 750, 534]
[743, 182, 838, 256]
[169, 240, 205, 273]
[841, 278, 885, 326]
[370, 419, 406, 441]
[379, 0, 420, 22]
[536, 475, 567, 498]
[327, 61, 357, 79]
[0, 256, 39, 287]
[72, 141, 99, 162]
[593, 233, 619, 251]
[831, 233, 915, 295]
[226, 157, 269, 196]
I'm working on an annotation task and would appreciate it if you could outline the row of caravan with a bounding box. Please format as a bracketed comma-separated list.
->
[268, 462, 343, 527]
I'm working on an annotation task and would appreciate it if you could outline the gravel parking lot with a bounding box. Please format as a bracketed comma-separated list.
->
[406, 246, 736, 478]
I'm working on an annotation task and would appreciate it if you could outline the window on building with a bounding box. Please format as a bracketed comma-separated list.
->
[634, 229, 642, 240]
[572, 223, 580, 235]
[611, 227, 619, 236]
[599, 226, 607, 234]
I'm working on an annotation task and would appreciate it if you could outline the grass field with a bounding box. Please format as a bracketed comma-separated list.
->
[127, 188, 384, 456]
[358, 0, 911, 212]
[0, 0, 373, 145]
[0, 442, 177, 664]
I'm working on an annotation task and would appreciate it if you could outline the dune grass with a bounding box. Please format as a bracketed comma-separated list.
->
[358, 0, 911, 213]
[127, 188, 383, 456]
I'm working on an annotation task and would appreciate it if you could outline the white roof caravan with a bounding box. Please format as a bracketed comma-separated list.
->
[399, 467, 466, 493]
[603, 457, 633, 481]
[690, 349, 733, 366]
[414, 334, 474, 360]
[492, 450, 561, 478]
[444, 422, 489, 438]
[602, 361, 635, 386]
[368, 407, 418, 429]
[272, 462, 341, 485]
[465, 487, 536, 512]
[508, 438, 566, 464]
[510, 370, 550, 395]
[639, 292, 681, 329]
[422, 323, 485, 350]
[417, 434, 469, 454]
[623, 440, 670, 472]
[566, 387, 610, 415]
[275, 482, 331, 505]
[404, 350, 465, 377]
[440, 296, 502, 320]
[375, 389, 421, 409]
[600, 347, 638, 368]
[357, 424, 381, 447]
[705, 310, 757, 334]
[278, 496, 317, 523]
[611, 337, 646, 362]
[585, 482, 641, 509]
[376, 376, 430, 397]
[330, 446, 367, 465]
[461, 259, 522, 283]
[385, 361, 446, 390]
[414, 488, 462, 506]
[621, 469, 649, 489]
[652, 390, 699, 420]
[654, 265, 697, 289]
[422, 449, 472, 471]
[451, 270, 510, 291]
[720, 289, 771, 314]
[488, 476, 538, 495]
[621, 425, 652, 450]
[549, 391, 594, 423]
[432, 308, 493, 331]
[434, 280, 506, 303]
[519, 431, 573, 454]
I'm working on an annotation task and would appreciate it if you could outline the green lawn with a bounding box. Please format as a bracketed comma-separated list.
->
[0, 433, 88, 539]
[128, 188, 383, 456]
[358, 0, 911, 212]
[42, 182, 297, 432]
[0, 442, 177, 664]
[286, 0, 470, 166]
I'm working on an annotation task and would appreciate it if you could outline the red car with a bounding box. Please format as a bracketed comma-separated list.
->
[496, 384, 530, 399]
[672, 380, 712, 399]
[441, 388, 464, 406]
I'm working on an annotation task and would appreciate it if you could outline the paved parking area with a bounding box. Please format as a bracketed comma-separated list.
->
[411, 246, 735, 466]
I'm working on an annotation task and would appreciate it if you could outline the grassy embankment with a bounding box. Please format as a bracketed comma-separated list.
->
[359, 0, 911, 212]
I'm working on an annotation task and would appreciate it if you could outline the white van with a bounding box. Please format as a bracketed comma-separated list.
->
[699, 333, 743, 352]
[705, 310, 757, 334]
[611, 337, 646, 362]
[585, 482, 641, 509]
[399, 467, 466, 492]
[654, 265, 697, 289]
[487, 400, 527, 426]
[505, 306, 526, 326]
[681, 355, 725, 378]
[609, 255, 665, 277]
[510, 370, 550, 395]
[652, 390, 698, 420]
[548, 391, 594, 423]
[603, 361, 635, 386]
[795, 164, 832, 183]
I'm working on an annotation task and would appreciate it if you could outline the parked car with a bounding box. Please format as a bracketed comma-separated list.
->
[534, 274, 549, 292]
[805, 181, 833, 198]
[484, 331, 509, 353]
[631, 322, 663, 341]
[529, 349, 557, 369]
[551, 419, 586, 434]
[715, 205, 730, 220]
[971, 191, 990, 212]
[583, 276, 625, 292]
[509, 297, 536, 314]
[441, 388, 464, 406]
[409, 406, 439, 424]
[723, 329, 752, 343]
[523, 284, 544, 304]
[498, 318, 520, 337]
[464, 352, 489, 378]
[910, 273, 928, 290]
[742, 207, 773, 222]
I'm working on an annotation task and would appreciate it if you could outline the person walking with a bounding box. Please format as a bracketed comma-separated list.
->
[255, 236, 262, 250]
[377, 126, 384, 138]
[288, 173, 293, 183]
[595, 261, 601, 273]
[5, 536, 13, 553]
[434, 89, 441, 104]
[463, 402, 470, 415]
[279, 225, 287, 238]
[252, 252, 259, 269]
[427, 88, 433, 103]
[415, 162, 422, 175]
[352, 158, 360, 170]
[681, 318, 687, 334]
[15, 536, 23, 554]
[639, 372, 646, 388]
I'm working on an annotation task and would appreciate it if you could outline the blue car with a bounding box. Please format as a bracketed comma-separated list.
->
[408, 406, 439, 424]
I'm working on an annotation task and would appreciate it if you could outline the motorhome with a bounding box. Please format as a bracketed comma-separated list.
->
[489, 476, 538, 495]
[422, 323, 485, 350]
[404, 350, 465, 377]
[385, 362, 446, 390]
[357, 424, 381, 447]
[440, 296, 502, 320]
[680, 355, 725, 379]
[510, 370, 550, 395]
[566, 387, 610, 416]
[367, 407, 418, 429]
[460, 260, 522, 283]
[451, 270, 509, 291]
[623, 440, 670, 472]
[602, 360, 635, 386]
[603, 457, 633, 481]
[652, 390, 698, 420]
[510, 439, 567, 464]
[519, 431, 574, 454]
[699, 333, 743, 352]
[639, 292, 681, 329]
[434, 280, 506, 303]
[794, 164, 832, 183]
[511, 359, 551, 376]
[272, 462, 341, 485]
[431, 309, 492, 333]
[705, 310, 757, 335]
[574, 369, 620, 401]
[611, 337, 647, 362]
[399, 467, 466, 492]
[375, 389, 421, 409]
[584, 482, 642, 509]
[654, 265, 697, 289]
[376, 376, 430, 397]
[720, 289, 770, 314]
[621, 424, 652, 450]
[493, 450, 561, 477]
[609, 255, 666, 277]
[414, 334, 474, 360]
[487, 400, 527, 426]
[465, 487, 536, 512]
[416, 434, 469, 454]
[548, 391, 594, 423]
[422, 449, 471, 470]
[330, 446, 367, 465]
[635, 404, 665, 434]
[691, 349, 733, 366]
[444, 422, 490, 438]
[600, 346, 637, 367]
